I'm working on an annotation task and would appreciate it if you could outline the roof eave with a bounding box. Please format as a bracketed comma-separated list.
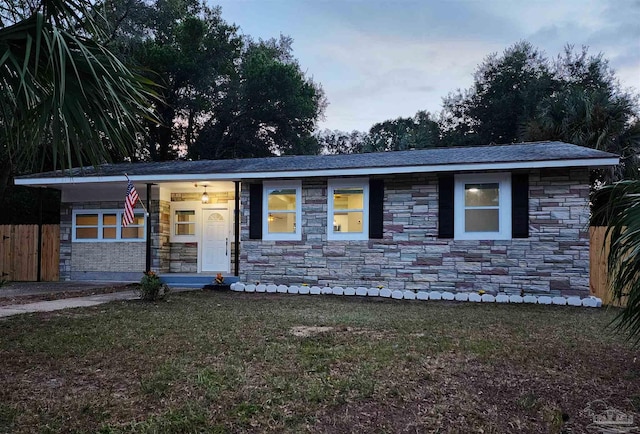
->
[14, 157, 620, 187]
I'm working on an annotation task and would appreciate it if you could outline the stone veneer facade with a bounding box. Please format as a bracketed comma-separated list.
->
[239, 168, 591, 296]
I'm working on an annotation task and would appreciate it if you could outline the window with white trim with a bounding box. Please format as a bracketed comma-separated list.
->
[327, 179, 369, 240]
[72, 210, 146, 242]
[454, 173, 511, 240]
[170, 201, 200, 242]
[175, 210, 196, 235]
[263, 181, 301, 241]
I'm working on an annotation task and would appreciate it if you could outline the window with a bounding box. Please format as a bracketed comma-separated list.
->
[263, 181, 301, 240]
[454, 173, 511, 240]
[122, 214, 145, 239]
[72, 210, 146, 242]
[175, 210, 196, 236]
[328, 179, 369, 240]
[170, 202, 200, 242]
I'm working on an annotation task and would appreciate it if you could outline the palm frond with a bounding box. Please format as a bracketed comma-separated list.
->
[0, 9, 157, 172]
[594, 181, 640, 344]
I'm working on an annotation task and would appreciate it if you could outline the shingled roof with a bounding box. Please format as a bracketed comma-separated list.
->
[16, 141, 618, 184]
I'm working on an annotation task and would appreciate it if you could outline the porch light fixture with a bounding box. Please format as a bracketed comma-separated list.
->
[268, 213, 274, 222]
[201, 186, 209, 204]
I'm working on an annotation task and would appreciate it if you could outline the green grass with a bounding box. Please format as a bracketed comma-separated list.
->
[0, 292, 638, 433]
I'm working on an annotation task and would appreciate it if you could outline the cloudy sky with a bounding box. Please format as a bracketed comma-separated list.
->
[214, 0, 640, 132]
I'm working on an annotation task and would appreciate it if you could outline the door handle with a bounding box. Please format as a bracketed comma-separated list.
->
[226, 238, 228, 256]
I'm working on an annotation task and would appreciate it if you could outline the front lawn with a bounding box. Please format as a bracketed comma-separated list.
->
[0, 292, 638, 433]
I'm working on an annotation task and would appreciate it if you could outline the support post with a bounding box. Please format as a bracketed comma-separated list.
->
[146, 183, 152, 273]
[234, 181, 240, 277]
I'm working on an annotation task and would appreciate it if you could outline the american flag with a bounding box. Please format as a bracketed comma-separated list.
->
[123, 180, 139, 227]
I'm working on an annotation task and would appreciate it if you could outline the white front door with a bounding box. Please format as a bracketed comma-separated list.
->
[201, 208, 229, 272]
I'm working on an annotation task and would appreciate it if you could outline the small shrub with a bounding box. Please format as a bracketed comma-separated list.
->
[139, 271, 169, 301]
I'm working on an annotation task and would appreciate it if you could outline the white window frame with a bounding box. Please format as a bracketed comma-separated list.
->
[170, 201, 200, 242]
[454, 173, 511, 240]
[263, 180, 302, 241]
[72, 209, 146, 242]
[327, 178, 369, 241]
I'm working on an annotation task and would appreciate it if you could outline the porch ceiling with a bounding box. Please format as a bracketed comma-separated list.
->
[53, 180, 236, 202]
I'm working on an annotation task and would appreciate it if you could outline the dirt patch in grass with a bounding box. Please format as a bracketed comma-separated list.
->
[290, 326, 336, 337]
[0, 292, 637, 433]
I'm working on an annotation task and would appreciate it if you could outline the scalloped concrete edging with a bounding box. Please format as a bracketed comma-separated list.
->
[229, 283, 602, 308]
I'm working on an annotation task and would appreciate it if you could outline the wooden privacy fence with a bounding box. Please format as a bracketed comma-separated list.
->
[590, 226, 627, 307]
[0, 225, 59, 282]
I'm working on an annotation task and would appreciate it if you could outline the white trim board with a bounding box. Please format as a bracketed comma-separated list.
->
[15, 157, 619, 186]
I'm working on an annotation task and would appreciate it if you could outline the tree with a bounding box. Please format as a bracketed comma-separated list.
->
[440, 41, 556, 146]
[0, 0, 156, 200]
[364, 111, 441, 152]
[440, 42, 639, 183]
[191, 36, 326, 159]
[524, 87, 640, 182]
[106, 0, 324, 160]
[315, 110, 440, 155]
[104, 0, 242, 161]
[522, 47, 640, 182]
[593, 181, 640, 344]
[315, 129, 366, 154]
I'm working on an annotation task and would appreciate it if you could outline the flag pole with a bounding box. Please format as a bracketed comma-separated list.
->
[125, 173, 149, 216]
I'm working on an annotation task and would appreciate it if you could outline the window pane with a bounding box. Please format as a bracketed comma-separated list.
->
[268, 212, 296, 233]
[103, 214, 117, 225]
[465, 183, 499, 207]
[76, 214, 98, 226]
[103, 227, 117, 239]
[465, 209, 499, 232]
[175, 210, 195, 223]
[132, 215, 145, 226]
[175, 223, 195, 235]
[76, 227, 98, 239]
[333, 211, 363, 233]
[268, 189, 296, 211]
[122, 226, 144, 239]
[334, 188, 364, 210]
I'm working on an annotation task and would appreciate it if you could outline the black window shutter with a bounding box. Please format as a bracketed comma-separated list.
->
[369, 179, 384, 239]
[249, 183, 263, 240]
[511, 173, 529, 238]
[438, 174, 454, 238]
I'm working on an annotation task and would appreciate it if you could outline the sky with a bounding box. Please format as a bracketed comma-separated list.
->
[213, 0, 640, 132]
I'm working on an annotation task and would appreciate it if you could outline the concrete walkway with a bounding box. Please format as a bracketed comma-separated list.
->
[0, 290, 140, 318]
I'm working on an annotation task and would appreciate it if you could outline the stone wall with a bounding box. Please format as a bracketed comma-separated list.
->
[152, 199, 171, 273]
[169, 243, 198, 272]
[239, 168, 591, 296]
[59, 203, 72, 280]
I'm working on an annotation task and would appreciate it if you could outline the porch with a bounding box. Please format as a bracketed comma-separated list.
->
[56, 179, 241, 282]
